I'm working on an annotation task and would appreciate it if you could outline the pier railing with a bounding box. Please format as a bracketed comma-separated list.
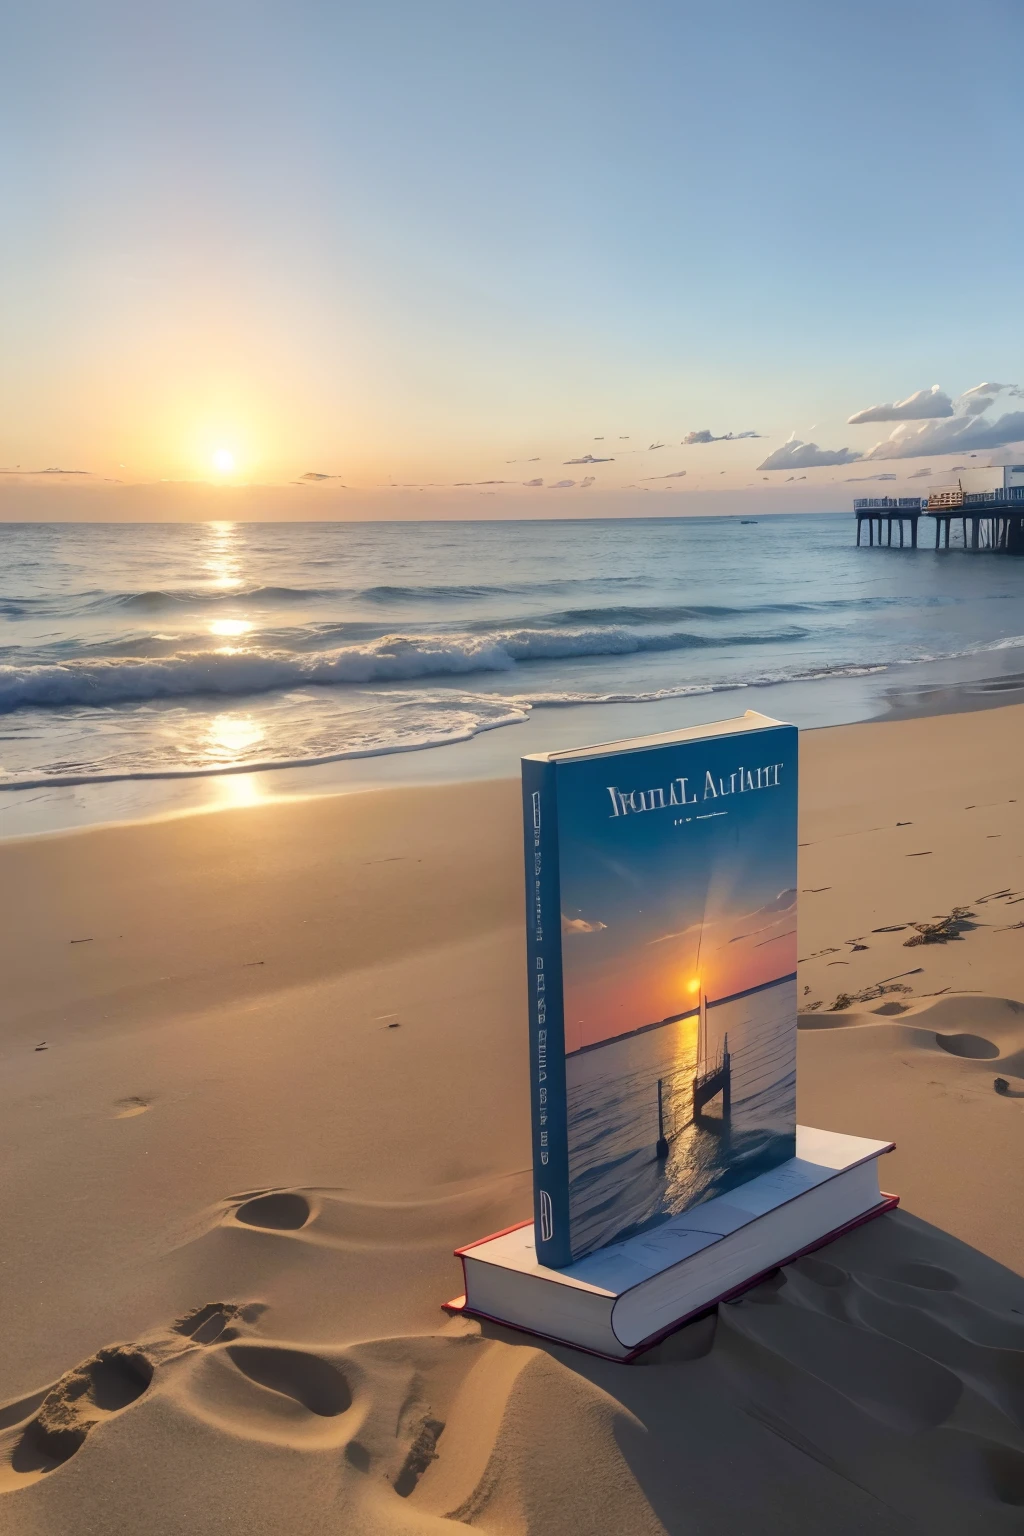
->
[962, 486, 1024, 506]
[852, 496, 925, 511]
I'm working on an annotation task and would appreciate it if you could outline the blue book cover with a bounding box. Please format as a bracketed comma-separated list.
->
[522, 711, 798, 1268]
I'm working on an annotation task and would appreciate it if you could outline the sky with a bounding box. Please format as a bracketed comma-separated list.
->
[3, 0, 1023, 520]
[557, 734, 798, 1049]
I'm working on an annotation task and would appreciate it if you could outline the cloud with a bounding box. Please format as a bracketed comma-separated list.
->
[961, 381, 1022, 400]
[564, 454, 614, 464]
[908, 467, 932, 478]
[522, 477, 544, 487]
[863, 410, 1024, 460]
[548, 479, 576, 489]
[963, 396, 994, 417]
[757, 437, 862, 471]
[562, 914, 607, 935]
[453, 479, 513, 486]
[647, 443, 665, 450]
[848, 386, 953, 424]
[642, 469, 687, 480]
[844, 472, 897, 482]
[300, 471, 344, 481]
[579, 476, 595, 489]
[682, 429, 762, 444]
[2, 466, 93, 475]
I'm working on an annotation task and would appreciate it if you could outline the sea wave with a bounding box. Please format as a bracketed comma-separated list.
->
[0, 625, 811, 712]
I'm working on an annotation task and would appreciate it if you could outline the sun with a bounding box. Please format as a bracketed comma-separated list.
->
[686, 977, 701, 995]
[212, 448, 236, 474]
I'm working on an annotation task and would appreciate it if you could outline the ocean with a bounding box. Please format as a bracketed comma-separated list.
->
[3, 515, 1024, 833]
[565, 978, 796, 1257]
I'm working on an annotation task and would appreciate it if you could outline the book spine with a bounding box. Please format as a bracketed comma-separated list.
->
[522, 758, 572, 1267]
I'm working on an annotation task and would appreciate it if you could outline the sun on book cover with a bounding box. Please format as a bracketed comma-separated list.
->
[522, 714, 799, 1268]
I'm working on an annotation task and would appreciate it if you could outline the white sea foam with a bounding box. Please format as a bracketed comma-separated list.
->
[0, 626, 802, 713]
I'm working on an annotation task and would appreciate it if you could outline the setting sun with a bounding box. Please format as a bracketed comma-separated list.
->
[686, 977, 701, 994]
[212, 448, 236, 474]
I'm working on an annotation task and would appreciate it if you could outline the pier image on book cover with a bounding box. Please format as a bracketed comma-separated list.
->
[522, 712, 799, 1268]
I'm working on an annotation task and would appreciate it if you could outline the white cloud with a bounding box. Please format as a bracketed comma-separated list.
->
[848, 385, 953, 424]
[522, 477, 543, 487]
[908, 468, 931, 478]
[300, 471, 344, 481]
[564, 454, 614, 464]
[757, 437, 861, 471]
[642, 469, 687, 480]
[548, 479, 575, 489]
[579, 476, 595, 489]
[562, 914, 606, 934]
[864, 410, 1024, 460]
[683, 429, 762, 444]
[961, 381, 1022, 400]
[845, 472, 896, 482]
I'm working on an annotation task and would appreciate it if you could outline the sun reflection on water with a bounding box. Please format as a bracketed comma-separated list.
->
[206, 712, 264, 759]
[203, 520, 244, 590]
[208, 618, 252, 638]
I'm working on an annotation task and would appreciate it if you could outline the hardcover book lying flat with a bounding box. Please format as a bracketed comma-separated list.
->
[446, 1127, 896, 1361]
[522, 710, 800, 1268]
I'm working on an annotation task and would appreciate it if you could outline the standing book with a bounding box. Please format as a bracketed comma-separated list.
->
[522, 710, 799, 1269]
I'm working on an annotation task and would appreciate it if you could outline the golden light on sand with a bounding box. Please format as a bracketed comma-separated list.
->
[216, 772, 264, 809]
[208, 618, 252, 638]
[212, 448, 236, 474]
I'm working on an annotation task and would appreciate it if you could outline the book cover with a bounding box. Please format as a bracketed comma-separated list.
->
[523, 714, 798, 1267]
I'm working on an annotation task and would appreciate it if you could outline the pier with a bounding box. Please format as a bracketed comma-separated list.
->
[693, 1033, 731, 1118]
[855, 481, 1024, 554]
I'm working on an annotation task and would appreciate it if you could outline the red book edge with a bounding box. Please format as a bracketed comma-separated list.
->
[442, 1192, 899, 1364]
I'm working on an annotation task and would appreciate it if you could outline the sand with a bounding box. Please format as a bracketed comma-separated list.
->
[1, 705, 1023, 1533]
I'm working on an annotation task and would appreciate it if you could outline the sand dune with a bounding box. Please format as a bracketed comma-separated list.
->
[2, 705, 1024, 1531]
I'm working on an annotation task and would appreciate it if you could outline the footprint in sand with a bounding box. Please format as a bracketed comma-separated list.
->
[233, 1191, 312, 1231]
[226, 1345, 352, 1416]
[0, 1347, 153, 1490]
[935, 1033, 1000, 1060]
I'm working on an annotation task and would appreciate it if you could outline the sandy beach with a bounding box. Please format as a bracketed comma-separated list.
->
[2, 703, 1024, 1533]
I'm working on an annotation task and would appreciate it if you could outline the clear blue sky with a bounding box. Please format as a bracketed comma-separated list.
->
[3, 0, 1023, 516]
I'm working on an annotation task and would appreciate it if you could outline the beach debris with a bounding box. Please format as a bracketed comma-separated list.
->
[904, 907, 976, 947]
[994, 1078, 1010, 1095]
[997, 921, 1024, 932]
[388, 1021, 401, 1028]
[896, 821, 912, 826]
[69, 937, 94, 944]
[394, 1415, 445, 1497]
[803, 887, 831, 893]
[829, 982, 912, 1012]
[872, 924, 908, 933]
[848, 943, 869, 951]
[242, 960, 265, 967]
[35, 1042, 47, 1051]
[906, 851, 933, 857]
[801, 1000, 822, 1012]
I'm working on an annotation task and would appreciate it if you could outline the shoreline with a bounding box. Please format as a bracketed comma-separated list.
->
[4, 642, 1024, 840]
